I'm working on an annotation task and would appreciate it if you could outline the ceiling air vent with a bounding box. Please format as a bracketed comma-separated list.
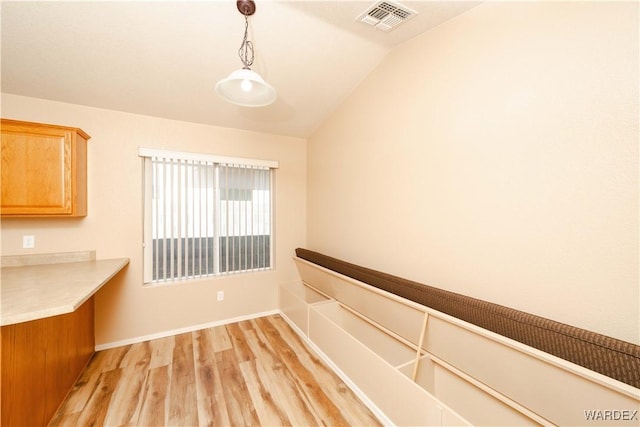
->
[357, 1, 418, 32]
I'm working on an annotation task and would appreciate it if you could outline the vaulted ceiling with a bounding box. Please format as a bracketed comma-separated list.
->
[1, 1, 480, 137]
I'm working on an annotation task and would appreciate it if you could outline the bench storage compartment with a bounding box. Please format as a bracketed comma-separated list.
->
[309, 301, 468, 426]
[279, 282, 331, 336]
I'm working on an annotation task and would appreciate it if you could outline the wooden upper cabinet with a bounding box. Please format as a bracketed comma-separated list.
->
[1, 119, 90, 217]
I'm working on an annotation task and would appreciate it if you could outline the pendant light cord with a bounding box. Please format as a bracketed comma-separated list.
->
[238, 13, 254, 69]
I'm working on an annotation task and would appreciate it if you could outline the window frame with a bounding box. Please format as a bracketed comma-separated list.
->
[139, 147, 278, 285]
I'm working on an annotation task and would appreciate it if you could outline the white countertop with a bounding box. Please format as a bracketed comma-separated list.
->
[1, 258, 129, 326]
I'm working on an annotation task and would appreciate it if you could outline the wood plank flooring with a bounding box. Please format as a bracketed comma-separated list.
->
[49, 314, 382, 426]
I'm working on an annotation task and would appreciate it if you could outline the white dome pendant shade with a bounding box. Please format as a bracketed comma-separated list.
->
[215, 0, 277, 108]
[216, 67, 277, 107]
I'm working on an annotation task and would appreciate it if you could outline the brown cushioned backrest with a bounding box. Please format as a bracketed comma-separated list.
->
[296, 248, 640, 389]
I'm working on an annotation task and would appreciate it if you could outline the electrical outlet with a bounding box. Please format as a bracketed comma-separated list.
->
[22, 235, 35, 249]
[217, 291, 224, 302]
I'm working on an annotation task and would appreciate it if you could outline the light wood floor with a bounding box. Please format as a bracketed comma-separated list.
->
[49, 314, 382, 426]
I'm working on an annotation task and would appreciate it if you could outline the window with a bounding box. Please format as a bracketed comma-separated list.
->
[139, 148, 277, 284]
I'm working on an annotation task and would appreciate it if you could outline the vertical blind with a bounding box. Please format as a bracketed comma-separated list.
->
[140, 148, 277, 284]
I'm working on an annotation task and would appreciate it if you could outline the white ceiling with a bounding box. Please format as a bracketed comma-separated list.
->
[1, 1, 480, 138]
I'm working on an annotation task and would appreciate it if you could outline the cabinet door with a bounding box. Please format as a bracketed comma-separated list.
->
[1, 121, 87, 216]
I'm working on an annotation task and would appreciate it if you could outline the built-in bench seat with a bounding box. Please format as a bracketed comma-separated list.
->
[279, 248, 640, 426]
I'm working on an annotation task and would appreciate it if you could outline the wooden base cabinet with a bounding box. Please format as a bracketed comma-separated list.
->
[1, 119, 90, 217]
[1, 298, 95, 427]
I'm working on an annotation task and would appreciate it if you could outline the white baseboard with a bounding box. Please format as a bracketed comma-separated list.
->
[279, 311, 394, 427]
[95, 309, 280, 351]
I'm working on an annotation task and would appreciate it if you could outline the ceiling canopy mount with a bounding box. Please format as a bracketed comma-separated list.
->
[236, 0, 256, 17]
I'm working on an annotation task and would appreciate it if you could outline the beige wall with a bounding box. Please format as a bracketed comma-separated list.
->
[307, 2, 639, 344]
[2, 1, 637, 347]
[1, 93, 307, 346]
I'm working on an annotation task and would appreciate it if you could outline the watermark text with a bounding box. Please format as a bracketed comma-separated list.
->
[584, 410, 638, 421]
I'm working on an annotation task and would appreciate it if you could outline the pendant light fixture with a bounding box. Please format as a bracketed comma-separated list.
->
[215, 0, 277, 107]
